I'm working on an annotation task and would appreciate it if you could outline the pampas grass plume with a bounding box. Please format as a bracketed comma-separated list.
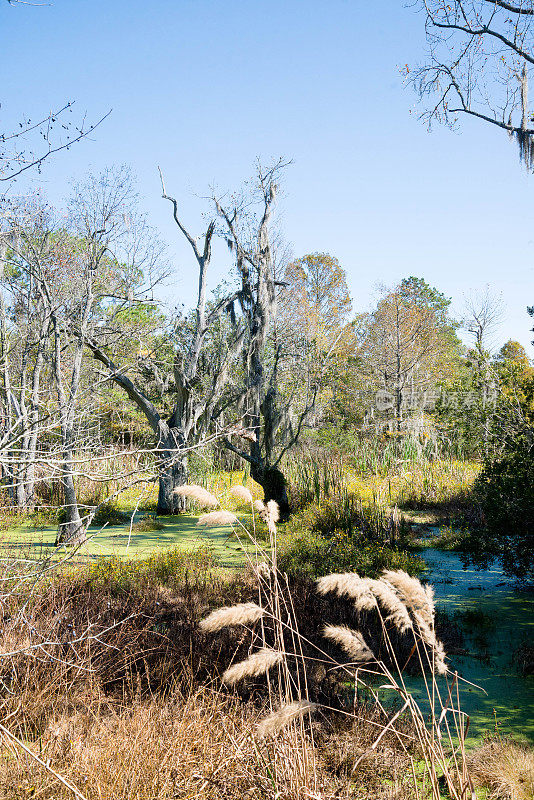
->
[365, 578, 413, 632]
[253, 499, 265, 513]
[381, 569, 435, 627]
[197, 510, 238, 526]
[200, 602, 265, 633]
[257, 700, 317, 737]
[317, 572, 360, 596]
[174, 484, 218, 508]
[222, 648, 283, 686]
[266, 500, 280, 523]
[316, 573, 376, 611]
[323, 625, 375, 662]
[229, 485, 253, 505]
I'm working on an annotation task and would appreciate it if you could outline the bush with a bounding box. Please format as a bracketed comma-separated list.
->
[91, 500, 127, 526]
[288, 493, 410, 544]
[131, 515, 165, 532]
[467, 432, 534, 582]
[85, 545, 217, 594]
[278, 527, 424, 579]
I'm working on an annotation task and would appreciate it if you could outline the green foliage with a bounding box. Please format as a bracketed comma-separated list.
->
[291, 494, 410, 542]
[131, 515, 165, 532]
[278, 527, 424, 579]
[85, 545, 217, 594]
[466, 430, 534, 582]
[91, 501, 127, 526]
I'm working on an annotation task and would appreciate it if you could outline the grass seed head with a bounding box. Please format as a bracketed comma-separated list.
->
[323, 625, 375, 662]
[174, 484, 218, 508]
[257, 700, 317, 737]
[364, 578, 413, 632]
[381, 569, 435, 628]
[222, 648, 283, 686]
[200, 602, 265, 633]
[197, 510, 238, 526]
[229, 485, 254, 505]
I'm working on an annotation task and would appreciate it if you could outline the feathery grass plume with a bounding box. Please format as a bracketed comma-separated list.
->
[197, 510, 238, 526]
[229, 485, 253, 505]
[316, 572, 376, 611]
[257, 700, 317, 738]
[323, 625, 375, 662]
[266, 500, 280, 524]
[200, 602, 265, 633]
[413, 612, 448, 674]
[434, 639, 447, 675]
[174, 484, 218, 508]
[222, 648, 283, 686]
[381, 569, 435, 628]
[253, 499, 265, 513]
[252, 561, 271, 580]
[365, 578, 413, 632]
[316, 572, 359, 595]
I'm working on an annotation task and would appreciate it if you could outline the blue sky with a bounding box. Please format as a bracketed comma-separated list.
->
[2, 0, 533, 351]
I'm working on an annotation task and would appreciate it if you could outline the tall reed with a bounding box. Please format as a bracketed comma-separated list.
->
[192, 482, 477, 799]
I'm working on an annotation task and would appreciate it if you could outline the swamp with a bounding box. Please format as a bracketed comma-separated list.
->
[1, 1, 534, 798]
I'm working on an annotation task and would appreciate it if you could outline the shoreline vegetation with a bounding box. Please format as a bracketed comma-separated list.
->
[0, 459, 532, 800]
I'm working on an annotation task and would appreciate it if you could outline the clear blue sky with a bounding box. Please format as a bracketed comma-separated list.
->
[2, 0, 533, 352]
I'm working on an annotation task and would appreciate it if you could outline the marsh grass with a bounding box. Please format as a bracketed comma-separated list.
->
[467, 737, 534, 800]
[0, 480, 529, 800]
[194, 485, 480, 800]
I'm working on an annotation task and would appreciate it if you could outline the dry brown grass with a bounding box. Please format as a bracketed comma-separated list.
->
[468, 738, 534, 800]
[0, 687, 332, 800]
[1, 495, 532, 800]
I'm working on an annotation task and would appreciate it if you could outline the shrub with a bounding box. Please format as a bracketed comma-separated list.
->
[288, 493, 410, 545]
[467, 432, 534, 582]
[85, 545, 217, 594]
[131, 515, 165, 532]
[91, 500, 127, 527]
[468, 737, 534, 800]
[278, 527, 424, 579]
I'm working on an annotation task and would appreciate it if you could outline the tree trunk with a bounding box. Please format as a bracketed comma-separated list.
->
[56, 460, 86, 545]
[251, 461, 290, 517]
[156, 424, 188, 514]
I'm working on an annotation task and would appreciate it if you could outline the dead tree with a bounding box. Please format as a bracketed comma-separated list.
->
[216, 160, 320, 514]
[84, 172, 245, 514]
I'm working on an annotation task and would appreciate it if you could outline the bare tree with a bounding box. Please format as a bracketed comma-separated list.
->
[464, 285, 504, 353]
[215, 160, 323, 513]
[85, 173, 245, 514]
[411, 0, 534, 168]
[0, 170, 165, 541]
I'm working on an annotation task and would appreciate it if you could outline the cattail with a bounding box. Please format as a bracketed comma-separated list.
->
[197, 510, 238, 526]
[222, 648, 283, 686]
[253, 499, 265, 513]
[365, 578, 413, 632]
[257, 700, 317, 737]
[229, 485, 253, 505]
[323, 625, 375, 662]
[381, 569, 435, 628]
[316, 573, 376, 611]
[174, 484, 218, 508]
[200, 602, 265, 633]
